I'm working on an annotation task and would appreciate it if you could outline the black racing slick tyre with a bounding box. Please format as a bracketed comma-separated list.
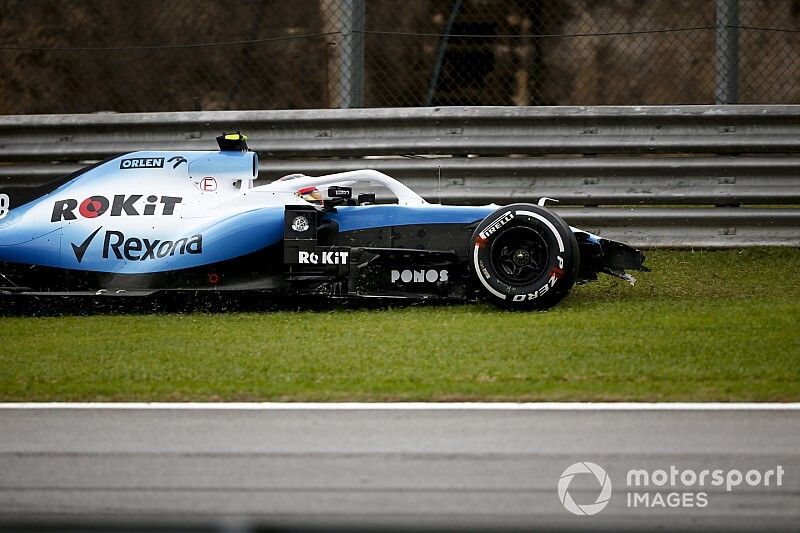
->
[469, 204, 579, 310]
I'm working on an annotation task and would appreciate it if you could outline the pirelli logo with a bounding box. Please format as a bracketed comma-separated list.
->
[479, 212, 514, 239]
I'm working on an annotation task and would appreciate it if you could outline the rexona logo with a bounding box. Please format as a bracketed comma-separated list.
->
[120, 157, 164, 169]
[391, 269, 449, 283]
[52, 195, 182, 222]
[298, 250, 349, 265]
[71, 228, 203, 263]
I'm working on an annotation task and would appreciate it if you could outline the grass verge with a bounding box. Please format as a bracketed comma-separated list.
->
[1, 248, 798, 402]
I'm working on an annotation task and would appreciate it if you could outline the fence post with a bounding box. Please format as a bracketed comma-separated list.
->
[339, 0, 365, 108]
[715, 0, 739, 104]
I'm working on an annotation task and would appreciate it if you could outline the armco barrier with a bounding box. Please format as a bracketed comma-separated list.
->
[1, 106, 798, 247]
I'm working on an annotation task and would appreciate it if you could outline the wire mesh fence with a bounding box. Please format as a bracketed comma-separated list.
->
[1, 0, 798, 114]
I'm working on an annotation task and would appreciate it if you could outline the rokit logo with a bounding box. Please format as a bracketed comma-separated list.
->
[52, 195, 182, 222]
[120, 157, 164, 169]
[298, 251, 349, 265]
[391, 269, 449, 283]
[71, 228, 202, 263]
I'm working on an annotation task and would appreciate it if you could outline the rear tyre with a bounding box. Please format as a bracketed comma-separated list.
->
[469, 204, 579, 310]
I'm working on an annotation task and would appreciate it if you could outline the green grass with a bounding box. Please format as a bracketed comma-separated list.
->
[1, 248, 799, 402]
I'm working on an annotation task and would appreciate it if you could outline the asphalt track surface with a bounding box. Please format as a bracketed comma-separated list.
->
[0, 404, 798, 531]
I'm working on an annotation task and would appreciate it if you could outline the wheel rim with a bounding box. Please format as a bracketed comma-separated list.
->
[489, 226, 549, 285]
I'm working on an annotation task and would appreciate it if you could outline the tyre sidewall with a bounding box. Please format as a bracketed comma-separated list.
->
[470, 204, 578, 309]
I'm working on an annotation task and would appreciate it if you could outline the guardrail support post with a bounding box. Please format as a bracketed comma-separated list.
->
[339, 0, 365, 108]
[715, 0, 740, 104]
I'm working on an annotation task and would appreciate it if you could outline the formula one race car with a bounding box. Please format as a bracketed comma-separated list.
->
[0, 133, 646, 310]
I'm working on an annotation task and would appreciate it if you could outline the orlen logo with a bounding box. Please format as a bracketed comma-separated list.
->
[391, 269, 449, 283]
[120, 157, 164, 169]
[52, 195, 182, 222]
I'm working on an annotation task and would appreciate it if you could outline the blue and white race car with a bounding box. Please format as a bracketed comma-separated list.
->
[0, 133, 646, 310]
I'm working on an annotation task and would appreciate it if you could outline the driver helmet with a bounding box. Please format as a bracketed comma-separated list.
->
[297, 186, 323, 204]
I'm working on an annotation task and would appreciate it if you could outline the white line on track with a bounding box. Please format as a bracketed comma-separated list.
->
[0, 402, 799, 410]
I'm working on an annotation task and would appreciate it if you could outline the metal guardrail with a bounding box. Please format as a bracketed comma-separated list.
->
[2, 105, 800, 158]
[1, 106, 799, 247]
[556, 207, 799, 248]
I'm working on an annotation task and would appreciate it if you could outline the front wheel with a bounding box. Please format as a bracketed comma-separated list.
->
[469, 204, 579, 310]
